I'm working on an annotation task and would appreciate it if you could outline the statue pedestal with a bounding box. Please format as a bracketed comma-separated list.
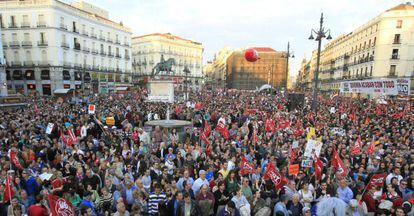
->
[147, 79, 174, 103]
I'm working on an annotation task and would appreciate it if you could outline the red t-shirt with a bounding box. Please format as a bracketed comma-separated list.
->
[27, 205, 48, 216]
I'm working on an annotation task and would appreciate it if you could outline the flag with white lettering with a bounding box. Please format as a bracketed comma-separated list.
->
[48, 194, 75, 216]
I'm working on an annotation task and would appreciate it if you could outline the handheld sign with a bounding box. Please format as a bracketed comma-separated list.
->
[88, 105, 96, 114]
[46, 123, 54, 134]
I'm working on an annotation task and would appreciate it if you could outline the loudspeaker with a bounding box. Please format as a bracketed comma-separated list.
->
[287, 93, 305, 111]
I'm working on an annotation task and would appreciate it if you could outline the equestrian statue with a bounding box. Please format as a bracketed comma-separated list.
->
[151, 55, 176, 77]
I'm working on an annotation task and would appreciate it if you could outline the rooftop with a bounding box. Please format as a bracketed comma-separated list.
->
[251, 47, 276, 52]
[133, 33, 202, 45]
[386, 2, 414, 12]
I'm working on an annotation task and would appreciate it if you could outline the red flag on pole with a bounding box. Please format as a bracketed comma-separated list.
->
[60, 130, 69, 146]
[175, 105, 181, 114]
[215, 121, 230, 140]
[376, 105, 382, 116]
[277, 118, 290, 130]
[331, 149, 348, 177]
[366, 173, 387, 190]
[293, 119, 304, 137]
[252, 129, 259, 144]
[200, 129, 210, 145]
[240, 156, 255, 176]
[289, 146, 296, 165]
[67, 129, 78, 146]
[204, 121, 211, 136]
[265, 118, 275, 133]
[3, 176, 14, 204]
[366, 138, 376, 156]
[48, 194, 75, 216]
[314, 156, 324, 180]
[351, 136, 362, 155]
[195, 102, 203, 110]
[34, 104, 40, 114]
[263, 162, 286, 189]
[9, 149, 24, 170]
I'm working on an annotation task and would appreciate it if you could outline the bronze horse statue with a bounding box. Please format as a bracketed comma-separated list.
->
[152, 55, 176, 76]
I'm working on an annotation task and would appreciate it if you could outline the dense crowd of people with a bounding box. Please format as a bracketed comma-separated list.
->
[0, 88, 413, 216]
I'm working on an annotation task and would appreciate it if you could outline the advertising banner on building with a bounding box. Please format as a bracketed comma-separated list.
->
[340, 78, 410, 96]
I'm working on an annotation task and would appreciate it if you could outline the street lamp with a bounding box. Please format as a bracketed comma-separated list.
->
[308, 13, 332, 113]
[183, 66, 190, 101]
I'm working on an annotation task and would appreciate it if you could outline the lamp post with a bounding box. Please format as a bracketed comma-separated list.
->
[285, 42, 294, 89]
[184, 66, 190, 101]
[308, 13, 332, 113]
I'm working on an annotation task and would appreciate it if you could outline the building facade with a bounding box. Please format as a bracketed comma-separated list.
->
[204, 46, 233, 90]
[0, 27, 6, 96]
[226, 47, 287, 90]
[297, 3, 414, 94]
[0, 0, 132, 95]
[132, 33, 203, 90]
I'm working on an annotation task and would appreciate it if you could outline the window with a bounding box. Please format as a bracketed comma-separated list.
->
[38, 14, 45, 26]
[365, 67, 368, 77]
[13, 51, 20, 61]
[73, 21, 77, 32]
[392, 49, 399, 59]
[41, 50, 47, 62]
[370, 66, 373, 76]
[393, 34, 401, 44]
[100, 44, 104, 52]
[12, 33, 17, 41]
[40, 32, 46, 42]
[396, 20, 402, 28]
[389, 65, 396, 76]
[22, 15, 29, 24]
[373, 37, 376, 46]
[60, 17, 64, 25]
[25, 50, 32, 61]
[10, 15, 16, 26]
[24, 33, 29, 41]
[0, 14, 3, 28]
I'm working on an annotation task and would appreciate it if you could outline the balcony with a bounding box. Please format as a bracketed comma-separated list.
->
[100, 51, 106, 56]
[93, 65, 100, 71]
[107, 38, 113, 43]
[9, 41, 20, 48]
[60, 24, 67, 30]
[91, 33, 97, 38]
[11, 61, 21, 66]
[22, 41, 32, 47]
[21, 22, 30, 28]
[74, 43, 81, 51]
[61, 42, 69, 49]
[125, 55, 130, 60]
[116, 54, 121, 58]
[388, 72, 397, 77]
[38, 61, 50, 67]
[82, 31, 89, 36]
[37, 21, 46, 27]
[108, 67, 114, 72]
[99, 36, 105, 41]
[74, 63, 82, 69]
[369, 56, 374, 61]
[73, 28, 79, 34]
[82, 47, 90, 53]
[37, 41, 48, 47]
[391, 54, 399, 60]
[124, 42, 129, 47]
[108, 52, 114, 57]
[24, 61, 35, 66]
[62, 61, 71, 68]
[393, 40, 401, 45]
[8, 23, 18, 28]
[91, 49, 98, 54]
[115, 40, 121, 45]
[2, 44, 7, 49]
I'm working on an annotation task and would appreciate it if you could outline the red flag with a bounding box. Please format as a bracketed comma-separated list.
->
[331, 149, 348, 177]
[67, 129, 78, 146]
[195, 102, 203, 110]
[263, 162, 286, 189]
[215, 121, 230, 140]
[376, 105, 382, 116]
[48, 194, 75, 216]
[244, 108, 258, 116]
[175, 105, 181, 114]
[9, 150, 24, 170]
[366, 138, 376, 155]
[200, 129, 210, 145]
[293, 119, 304, 137]
[391, 111, 404, 119]
[3, 176, 14, 204]
[277, 118, 290, 130]
[349, 110, 357, 125]
[204, 121, 211, 136]
[314, 156, 324, 180]
[265, 118, 275, 133]
[289, 146, 296, 164]
[366, 173, 387, 190]
[240, 156, 255, 176]
[351, 136, 362, 155]
[60, 130, 69, 146]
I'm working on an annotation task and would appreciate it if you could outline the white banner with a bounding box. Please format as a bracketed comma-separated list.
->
[46, 123, 54, 134]
[340, 78, 410, 96]
[304, 139, 323, 157]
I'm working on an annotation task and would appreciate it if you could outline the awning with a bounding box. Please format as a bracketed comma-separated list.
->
[116, 87, 128, 91]
[53, 89, 70, 94]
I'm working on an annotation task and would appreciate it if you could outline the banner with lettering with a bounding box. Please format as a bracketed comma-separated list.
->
[340, 78, 410, 96]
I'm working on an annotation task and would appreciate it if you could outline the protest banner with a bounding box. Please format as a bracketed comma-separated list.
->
[304, 139, 323, 157]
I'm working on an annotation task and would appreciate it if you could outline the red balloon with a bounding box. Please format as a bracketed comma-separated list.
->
[244, 48, 260, 62]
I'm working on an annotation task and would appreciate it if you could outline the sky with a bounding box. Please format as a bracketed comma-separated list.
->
[86, 0, 402, 78]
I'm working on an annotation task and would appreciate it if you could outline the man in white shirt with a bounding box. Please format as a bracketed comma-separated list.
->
[386, 167, 403, 185]
[192, 170, 209, 195]
[138, 128, 150, 145]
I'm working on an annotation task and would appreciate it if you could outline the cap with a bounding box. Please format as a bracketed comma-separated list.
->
[199, 170, 206, 175]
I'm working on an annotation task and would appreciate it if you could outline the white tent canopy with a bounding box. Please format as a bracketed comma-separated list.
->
[258, 84, 273, 92]
[53, 89, 70, 94]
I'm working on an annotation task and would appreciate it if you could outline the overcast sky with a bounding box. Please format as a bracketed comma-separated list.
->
[87, 0, 402, 77]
